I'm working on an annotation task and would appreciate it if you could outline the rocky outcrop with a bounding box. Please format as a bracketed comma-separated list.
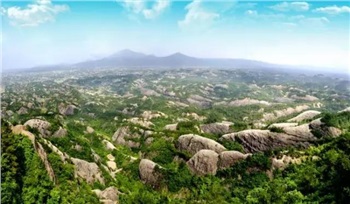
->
[186, 149, 251, 175]
[287, 110, 321, 122]
[183, 112, 206, 121]
[58, 103, 77, 116]
[165, 123, 178, 131]
[52, 127, 67, 137]
[86, 126, 95, 134]
[291, 95, 319, 102]
[24, 119, 51, 137]
[71, 158, 105, 184]
[221, 128, 314, 153]
[221, 119, 342, 153]
[41, 138, 70, 162]
[187, 95, 212, 107]
[262, 105, 309, 122]
[167, 101, 189, 108]
[11, 125, 57, 183]
[139, 159, 163, 188]
[17, 107, 28, 115]
[272, 155, 303, 170]
[187, 150, 219, 175]
[127, 118, 154, 128]
[103, 140, 116, 150]
[227, 98, 270, 107]
[112, 127, 141, 148]
[177, 134, 226, 155]
[309, 119, 342, 137]
[218, 151, 251, 169]
[339, 107, 350, 113]
[93, 187, 119, 204]
[200, 122, 232, 135]
[269, 123, 298, 129]
[141, 111, 167, 120]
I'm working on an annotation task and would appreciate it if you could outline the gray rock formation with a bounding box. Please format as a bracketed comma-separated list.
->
[221, 129, 314, 153]
[71, 158, 105, 184]
[58, 103, 77, 116]
[218, 151, 251, 169]
[339, 107, 350, 113]
[103, 139, 116, 150]
[17, 107, 28, 115]
[309, 119, 342, 137]
[262, 105, 309, 122]
[139, 159, 163, 188]
[271, 155, 303, 170]
[177, 134, 226, 155]
[221, 120, 342, 153]
[86, 126, 95, 134]
[187, 150, 219, 175]
[165, 123, 178, 131]
[227, 98, 270, 107]
[112, 127, 141, 148]
[24, 119, 51, 136]
[187, 95, 212, 107]
[200, 123, 231, 135]
[52, 127, 67, 137]
[287, 110, 321, 122]
[93, 187, 119, 204]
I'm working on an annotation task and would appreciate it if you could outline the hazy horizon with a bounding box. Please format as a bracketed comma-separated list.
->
[1, 0, 349, 71]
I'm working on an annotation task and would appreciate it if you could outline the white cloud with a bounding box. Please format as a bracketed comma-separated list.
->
[1, 7, 6, 15]
[2, 0, 69, 27]
[270, 2, 310, 12]
[245, 10, 258, 16]
[300, 17, 329, 26]
[143, 0, 170, 19]
[313, 5, 350, 15]
[122, 0, 170, 19]
[245, 10, 285, 20]
[289, 15, 305, 21]
[123, 0, 144, 13]
[178, 0, 220, 30]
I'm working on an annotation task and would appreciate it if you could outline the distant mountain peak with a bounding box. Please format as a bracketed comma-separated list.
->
[167, 52, 192, 58]
[108, 49, 146, 58]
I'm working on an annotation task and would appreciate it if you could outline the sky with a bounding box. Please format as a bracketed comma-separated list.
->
[1, 0, 349, 71]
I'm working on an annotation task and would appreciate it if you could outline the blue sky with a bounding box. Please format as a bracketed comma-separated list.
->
[1, 0, 349, 71]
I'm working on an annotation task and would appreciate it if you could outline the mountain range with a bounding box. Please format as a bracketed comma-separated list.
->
[11, 49, 338, 74]
[72, 49, 278, 69]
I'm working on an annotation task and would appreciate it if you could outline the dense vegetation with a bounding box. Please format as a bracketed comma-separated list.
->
[1, 68, 349, 203]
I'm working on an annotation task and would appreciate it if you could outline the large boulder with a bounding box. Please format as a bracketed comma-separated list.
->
[103, 139, 117, 150]
[17, 107, 28, 115]
[187, 95, 212, 108]
[309, 119, 342, 137]
[228, 98, 270, 107]
[221, 119, 341, 153]
[272, 155, 303, 170]
[165, 123, 178, 131]
[93, 187, 119, 204]
[218, 151, 251, 169]
[71, 158, 105, 184]
[112, 127, 141, 148]
[200, 122, 232, 135]
[177, 134, 226, 155]
[187, 150, 219, 175]
[262, 105, 309, 122]
[58, 103, 77, 116]
[24, 119, 51, 136]
[52, 127, 67, 137]
[139, 159, 163, 188]
[221, 129, 314, 153]
[287, 110, 321, 122]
